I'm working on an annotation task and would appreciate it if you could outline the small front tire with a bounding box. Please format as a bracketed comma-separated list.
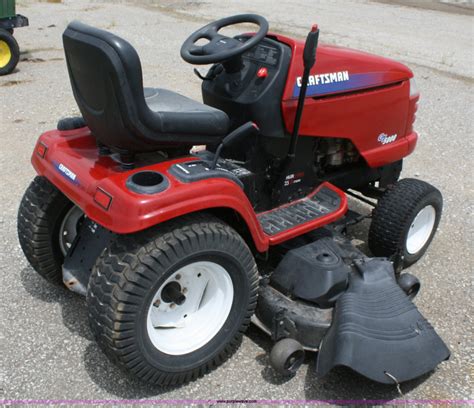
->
[368, 178, 443, 267]
[87, 214, 259, 385]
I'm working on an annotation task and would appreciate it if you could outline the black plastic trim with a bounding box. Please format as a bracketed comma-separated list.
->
[255, 284, 332, 349]
[126, 171, 169, 195]
[0, 14, 29, 30]
[168, 161, 244, 188]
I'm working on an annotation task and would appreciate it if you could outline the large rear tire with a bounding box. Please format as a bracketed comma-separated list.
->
[0, 29, 20, 76]
[18, 176, 81, 284]
[87, 214, 259, 385]
[368, 178, 442, 267]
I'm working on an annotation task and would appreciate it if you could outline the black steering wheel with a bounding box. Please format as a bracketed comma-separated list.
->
[180, 14, 269, 65]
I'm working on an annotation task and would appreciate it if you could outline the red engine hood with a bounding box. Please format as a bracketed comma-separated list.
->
[272, 33, 413, 100]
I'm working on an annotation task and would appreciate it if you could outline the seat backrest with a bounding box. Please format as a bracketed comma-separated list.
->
[63, 21, 161, 152]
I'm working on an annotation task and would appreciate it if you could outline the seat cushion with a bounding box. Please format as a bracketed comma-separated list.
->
[144, 88, 229, 137]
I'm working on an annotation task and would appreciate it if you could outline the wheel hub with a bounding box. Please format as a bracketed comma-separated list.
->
[406, 205, 436, 255]
[147, 261, 234, 355]
[0, 40, 12, 68]
[160, 281, 186, 306]
[58, 206, 84, 256]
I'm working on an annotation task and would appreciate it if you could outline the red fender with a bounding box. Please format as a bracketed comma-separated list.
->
[32, 128, 270, 252]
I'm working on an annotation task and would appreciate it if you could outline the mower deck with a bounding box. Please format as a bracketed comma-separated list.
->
[255, 231, 450, 382]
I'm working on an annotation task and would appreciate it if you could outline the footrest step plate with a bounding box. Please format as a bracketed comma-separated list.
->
[257, 182, 347, 244]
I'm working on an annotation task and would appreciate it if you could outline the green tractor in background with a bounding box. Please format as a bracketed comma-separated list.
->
[0, 0, 28, 75]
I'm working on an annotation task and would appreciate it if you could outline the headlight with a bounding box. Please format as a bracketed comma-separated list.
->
[409, 77, 419, 97]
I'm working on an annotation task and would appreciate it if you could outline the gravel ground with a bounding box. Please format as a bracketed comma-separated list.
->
[1, 0, 473, 403]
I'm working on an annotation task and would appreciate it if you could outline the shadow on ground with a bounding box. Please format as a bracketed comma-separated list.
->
[20, 266, 92, 340]
[303, 362, 433, 403]
[83, 343, 177, 398]
[20, 266, 176, 398]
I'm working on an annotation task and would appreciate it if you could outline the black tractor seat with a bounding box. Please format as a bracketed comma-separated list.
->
[62, 21, 229, 153]
[143, 88, 228, 136]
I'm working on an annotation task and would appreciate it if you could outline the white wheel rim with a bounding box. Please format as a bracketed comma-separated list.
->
[146, 261, 234, 355]
[406, 205, 436, 255]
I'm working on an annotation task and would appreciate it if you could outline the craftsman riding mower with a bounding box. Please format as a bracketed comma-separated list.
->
[18, 14, 449, 386]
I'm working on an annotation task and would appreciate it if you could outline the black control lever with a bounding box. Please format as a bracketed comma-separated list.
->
[210, 122, 259, 170]
[193, 64, 224, 81]
[271, 24, 320, 203]
[287, 24, 319, 160]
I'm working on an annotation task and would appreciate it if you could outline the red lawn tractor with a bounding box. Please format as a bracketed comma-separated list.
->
[18, 15, 449, 386]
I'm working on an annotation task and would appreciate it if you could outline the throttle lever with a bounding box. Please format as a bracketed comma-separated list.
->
[193, 64, 224, 81]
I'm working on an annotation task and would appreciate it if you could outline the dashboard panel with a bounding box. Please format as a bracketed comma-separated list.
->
[202, 36, 291, 138]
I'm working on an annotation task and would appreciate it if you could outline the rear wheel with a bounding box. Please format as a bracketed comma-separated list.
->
[87, 214, 258, 385]
[18, 176, 82, 284]
[368, 178, 442, 267]
[0, 29, 20, 76]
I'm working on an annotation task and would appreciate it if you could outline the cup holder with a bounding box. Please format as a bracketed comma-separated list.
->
[126, 171, 169, 195]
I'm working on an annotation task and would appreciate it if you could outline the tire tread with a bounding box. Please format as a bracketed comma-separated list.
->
[17, 176, 72, 284]
[368, 178, 442, 265]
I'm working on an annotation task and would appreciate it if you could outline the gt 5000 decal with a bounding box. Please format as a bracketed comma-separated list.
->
[378, 133, 398, 145]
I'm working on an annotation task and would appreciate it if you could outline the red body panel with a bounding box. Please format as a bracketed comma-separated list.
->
[32, 129, 349, 252]
[32, 129, 269, 251]
[272, 33, 419, 167]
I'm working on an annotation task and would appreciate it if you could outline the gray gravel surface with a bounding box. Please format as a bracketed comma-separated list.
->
[1, 0, 473, 402]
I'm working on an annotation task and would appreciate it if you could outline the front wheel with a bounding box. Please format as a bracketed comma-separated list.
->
[368, 178, 443, 267]
[87, 214, 259, 385]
